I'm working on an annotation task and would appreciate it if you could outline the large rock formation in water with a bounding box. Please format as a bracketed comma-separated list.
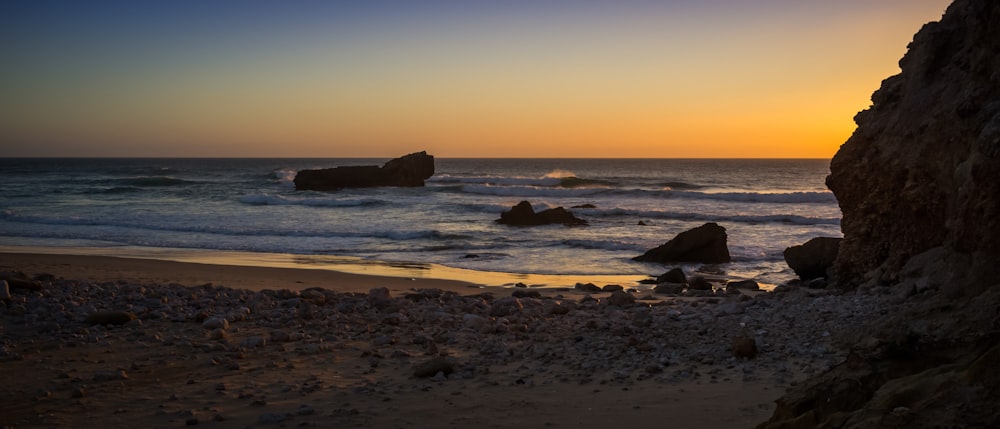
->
[633, 222, 730, 264]
[759, 1, 1000, 427]
[294, 151, 435, 191]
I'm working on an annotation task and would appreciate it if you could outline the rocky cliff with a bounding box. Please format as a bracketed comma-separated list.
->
[827, 0, 1000, 288]
[760, 0, 1000, 427]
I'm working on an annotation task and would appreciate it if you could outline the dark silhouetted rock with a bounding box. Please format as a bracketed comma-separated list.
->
[687, 276, 713, 291]
[294, 151, 435, 191]
[783, 237, 841, 281]
[726, 279, 760, 291]
[413, 356, 455, 378]
[656, 268, 687, 284]
[826, 0, 1000, 286]
[653, 283, 684, 294]
[760, 2, 1000, 428]
[633, 223, 730, 263]
[574, 282, 602, 293]
[732, 337, 757, 359]
[606, 290, 635, 307]
[497, 201, 587, 226]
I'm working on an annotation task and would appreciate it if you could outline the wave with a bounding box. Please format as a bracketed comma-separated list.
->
[430, 171, 614, 189]
[118, 176, 194, 187]
[561, 239, 646, 252]
[0, 210, 469, 241]
[461, 184, 610, 198]
[668, 190, 836, 204]
[586, 207, 840, 226]
[238, 193, 384, 207]
[661, 181, 703, 190]
[272, 169, 297, 187]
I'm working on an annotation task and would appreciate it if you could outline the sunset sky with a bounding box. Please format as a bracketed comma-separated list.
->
[2, 0, 951, 158]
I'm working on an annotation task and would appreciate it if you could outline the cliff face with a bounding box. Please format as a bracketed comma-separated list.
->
[827, 0, 1000, 288]
[759, 1, 1000, 427]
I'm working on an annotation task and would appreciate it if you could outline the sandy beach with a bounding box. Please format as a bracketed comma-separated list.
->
[0, 251, 878, 428]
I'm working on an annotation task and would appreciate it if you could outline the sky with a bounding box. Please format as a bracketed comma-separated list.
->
[1, 0, 952, 158]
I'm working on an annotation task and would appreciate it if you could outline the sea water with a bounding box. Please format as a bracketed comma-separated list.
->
[0, 158, 841, 286]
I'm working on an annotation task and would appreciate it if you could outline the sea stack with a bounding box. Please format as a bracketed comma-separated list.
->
[294, 151, 435, 191]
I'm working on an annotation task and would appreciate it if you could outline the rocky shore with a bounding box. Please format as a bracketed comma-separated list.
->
[0, 259, 895, 428]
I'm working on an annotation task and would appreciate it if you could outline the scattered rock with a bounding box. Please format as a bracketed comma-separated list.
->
[413, 356, 455, 378]
[201, 317, 229, 330]
[602, 284, 624, 292]
[574, 283, 602, 293]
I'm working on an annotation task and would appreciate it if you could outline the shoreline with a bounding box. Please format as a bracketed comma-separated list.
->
[0, 245, 653, 291]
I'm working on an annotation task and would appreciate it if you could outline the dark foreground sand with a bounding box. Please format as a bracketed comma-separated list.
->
[0, 252, 876, 428]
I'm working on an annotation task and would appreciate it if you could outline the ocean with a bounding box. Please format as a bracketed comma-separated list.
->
[0, 158, 841, 288]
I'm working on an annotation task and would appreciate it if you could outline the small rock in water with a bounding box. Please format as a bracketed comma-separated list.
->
[575, 283, 602, 293]
[602, 284, 624, 292]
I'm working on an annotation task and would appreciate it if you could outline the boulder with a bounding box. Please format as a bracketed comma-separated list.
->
[633, 223, 731, 263]
[293, 151, 435, 191]
[497, 201, 587, 226]
[606, 290, 635, 307]
[653, 282, 685, 294]
[413, 356, 455, 378]
[726, 279, 760, 291]
[656, 268, 687, 284]
[687, 276, 713, 291]
[732, 337, 758, 359]
[783, 237, 841, 281]
[574, 282, 602, 293]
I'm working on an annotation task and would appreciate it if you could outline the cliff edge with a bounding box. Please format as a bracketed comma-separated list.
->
[760, 0, 1000, 427]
